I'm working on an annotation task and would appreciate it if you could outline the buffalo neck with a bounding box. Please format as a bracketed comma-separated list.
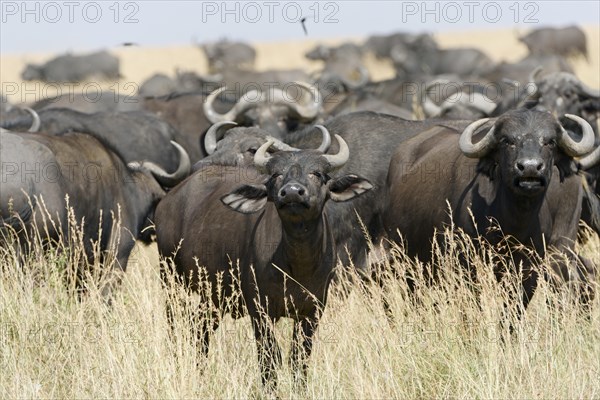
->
[492, 183, 547, 239]
[278, 212, 333, 281]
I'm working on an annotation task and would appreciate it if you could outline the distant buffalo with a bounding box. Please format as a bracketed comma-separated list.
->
[21, 50, 120, 82]
[200, 39, 256, 73]
[519, 26, 588, 60]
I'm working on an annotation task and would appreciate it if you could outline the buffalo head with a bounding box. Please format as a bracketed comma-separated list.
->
[221, 133, 372, 218]
[460, 110, 595, 196]
[203, 82, 322, 139]
[196, 122, 331, 170]
[528, 72, 600, 130]
[21, 64, 43, 81]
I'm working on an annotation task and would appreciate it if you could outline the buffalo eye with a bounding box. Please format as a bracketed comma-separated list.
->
[499, 136, 514, 147]
[545, 139, 557, 148]
[247, 147, 257, 155]
[311, 171, 329, 183]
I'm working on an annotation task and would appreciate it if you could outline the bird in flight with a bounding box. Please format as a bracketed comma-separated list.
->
[300, 14, 315, 36]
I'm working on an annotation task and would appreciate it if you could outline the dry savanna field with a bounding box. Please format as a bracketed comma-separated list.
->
[1, 27, 600, 398]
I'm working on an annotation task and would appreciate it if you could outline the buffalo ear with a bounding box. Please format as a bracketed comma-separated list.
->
[221, 184, 268, 214]
[328, 175, 373, 202]
[477, 158, 497, 179]
[555, 153, 578, 182]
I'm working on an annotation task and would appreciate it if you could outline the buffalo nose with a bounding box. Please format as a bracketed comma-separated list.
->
[279, 183, 306, 200]
[516, 158, 545, 173]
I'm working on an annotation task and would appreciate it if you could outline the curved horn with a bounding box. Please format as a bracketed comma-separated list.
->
[578, 118, 600, 170]
[323, 134, 349, 170]
[422, 79, 454, 117]
[456, 92, 496, 115]
[24, 107, 40, 132]
[459, 118, 497, 158]
[558, 114, 596, 157]
[253, 139, 274, 172]
[199, 72, 223, 83]
[578, 80, 600, 98]
[578, 143, 600, 170]
[423, 96, 441, 117]
[203, 86, 264, 124]
[266, 125, 330, 152]
[267, 136, 300, 152]
[129, 141, 191, 187]
[203, 86, 233, 124]
[528, 66, 543, 84]
[286, 81, 322, 120]
[204, 121, 238, 155]
[315, 125, 331, 153]
[524, 67, 543, 98]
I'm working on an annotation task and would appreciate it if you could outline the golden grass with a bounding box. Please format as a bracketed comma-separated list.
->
[1, 210, 599, 398]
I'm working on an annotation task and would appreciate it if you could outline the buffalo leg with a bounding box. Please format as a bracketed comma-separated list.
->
[289, 313, 320, 386]
[98, 238, 134, 304]
[546, 255, 596, 312]
[251, 315, 282, 390]
[501, 267, 538, 338]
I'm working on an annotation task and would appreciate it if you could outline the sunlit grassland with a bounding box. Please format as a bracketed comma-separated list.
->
[1, 217, 598, 398]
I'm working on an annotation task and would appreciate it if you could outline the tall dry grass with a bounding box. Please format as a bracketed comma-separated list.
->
[1, 207, 599, 398]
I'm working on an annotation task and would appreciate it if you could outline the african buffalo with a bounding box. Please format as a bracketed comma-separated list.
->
[193, 121, 330, 170]
[202, 82, 323, 140]
[519, 26, 588, 60]
[21, 50, 120, 82]
[483, 54, 573, 85]
[522, 71, 600, 235]
[1, 108, 184, 176]
[138, 70, 220, 97]
[201, 39, 256, 73]
[327, 90, 414, 119]
[36, 93, 140, 113]
[194, 112, 468, 270]
[308, 43, 370, 94]
[384, 109, 596, 311]
[527, 72, 600, 130]
[140, 89, 238, 162]
[392, 46, 494, 80]
[421, 80, 499, 119]
[213, 68, 312, 91]
[1, 130, 190, 295]
[155, 133, 372, 387]
[363, 32, 437, 60]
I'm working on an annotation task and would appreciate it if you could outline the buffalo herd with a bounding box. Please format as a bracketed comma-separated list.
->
[1, 25, 599, 388]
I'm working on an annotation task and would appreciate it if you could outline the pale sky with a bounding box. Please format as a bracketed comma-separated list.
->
[1, 0, 599, 54]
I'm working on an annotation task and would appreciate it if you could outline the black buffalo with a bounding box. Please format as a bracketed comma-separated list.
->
[519, 26, 588, 60]
[384, 110, 596, 311]
[1, 108, 184, 178]
[392, 45, 494, 81]
[1, 130, 190, 295]
[200, 39, 256, 73]
[21, 50, 120, 82]
[194, 112, 468, 270]
[308, 43, 370, 94]
[155, 134, 371, 387]
[202, 82, 323, 141]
